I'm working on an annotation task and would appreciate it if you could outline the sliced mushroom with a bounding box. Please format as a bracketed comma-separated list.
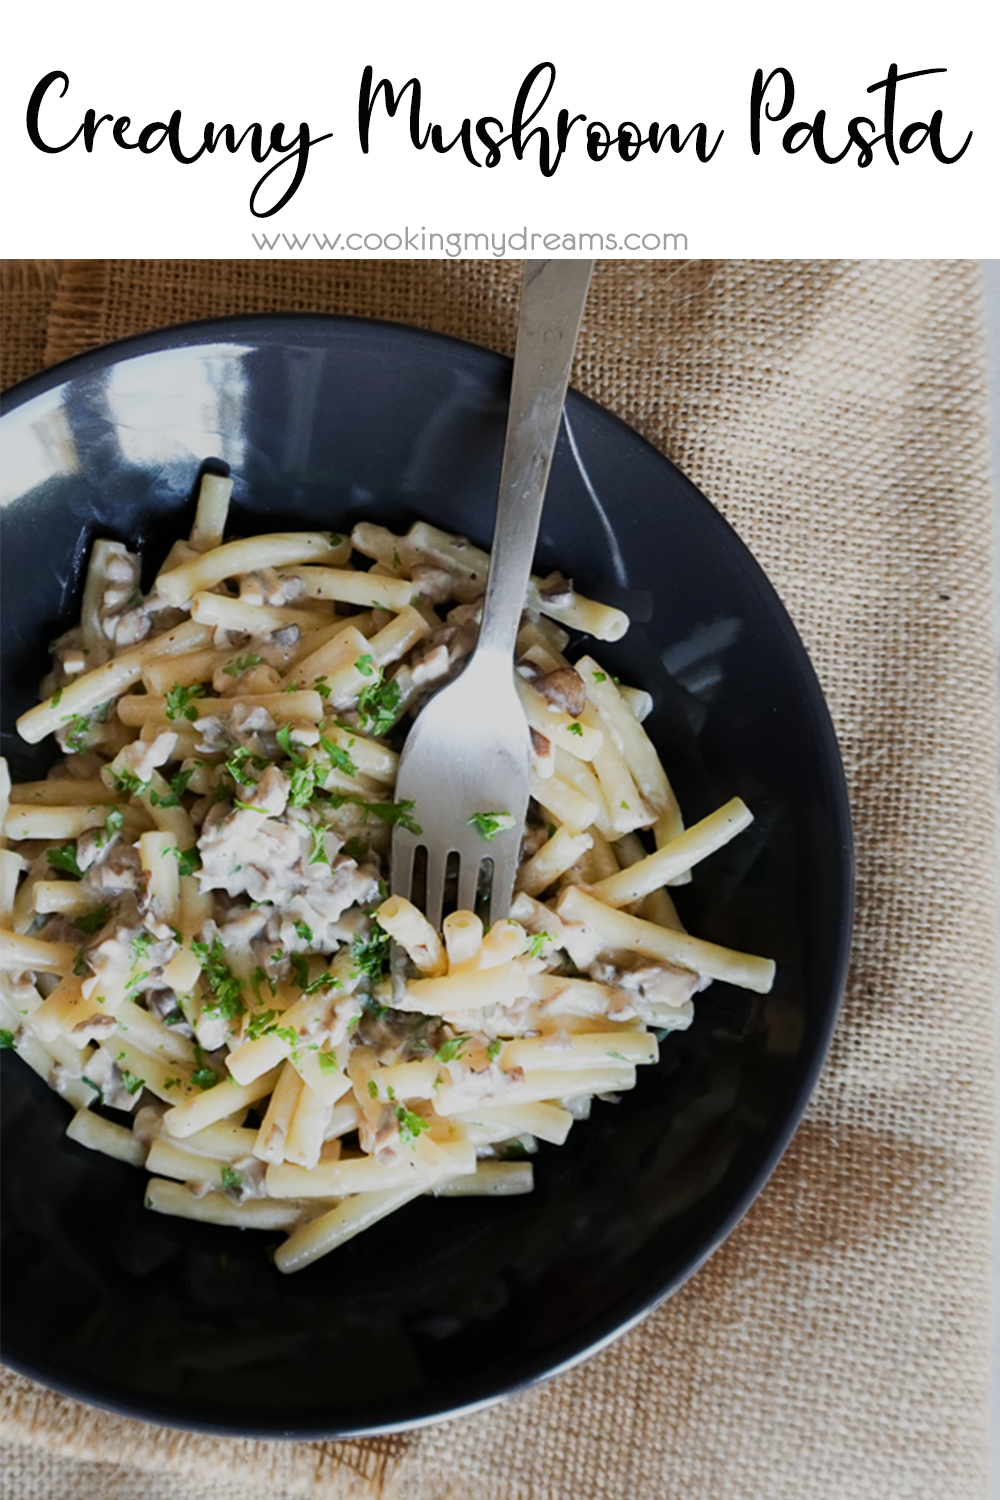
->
[535, 667, 586, 716]
[222, 1155, 267, 1202]
[112, 608, 152, 648]
[537, 570, 575, 606]
[409, 564, 456, 606]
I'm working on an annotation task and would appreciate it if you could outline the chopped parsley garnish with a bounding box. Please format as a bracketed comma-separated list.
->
[364, 797, 421, 832]
[306, 823, 331, 866]
[567, 721, 583, 737]
[593, 671, 607, 684]
[320, 735, 357, 778]
[164, 683, 203, 722]
[486, 1038, 502, 1061]
[467, 811, 516, 842]
[223, 744, 267, 787]
[125, 968, 151, 998]
[275, 723, 300, 762]
[223, 654, 262, 676]
[246, 1008, 281, 1041]
[501, 1140, 531, 1160]
[103, 807, 125, 840]
[395, 1105, 430, 1144]
[73, 905, 110, 934]
[606, 1050, 628, 1062]
[327, 791, 420, 833]
[287, 765, 318, 808]
[119, 1067, 145, 1096]
[48, 843, 82, 879]
[329, 532, 342, 546]
[434, 1035, 469, 1064]
[163, 1076, 181, 1090]
[0, 1029, 17, 1049]
[296, 919, 314, 944]
[168, 846, 201, 878]
[150, 767, 195, 808]
[191, 1065, 218, 1090]
[191, 936, 246, 1019]
[61, 714, 91, 752]
[303, 972, 337, 996]
[110, 768, 148, 795]
[352, 922, 391, 983]
[82, 1075, 103, 1102]
[527, 932, 552, 959]
[289, 953, 309, 989]
[315, 677, 331, 701]
[356, 666, 402, 737]
[131, 931, 153, 960]
[72, 951, 91, 977]
[342, 836, 365, 862]
[362, 994, 389, 1021]
[277, 726, 327, 808]
[354, 653, 375, 677]
[234, 796, 268, 813]
[367, 1078, 378, 1099]
[250, 966, 276, 1005]
[51, 687, 63, 708]
[317, 1052, 340, 1075]
[220, 1164, 244, 1192]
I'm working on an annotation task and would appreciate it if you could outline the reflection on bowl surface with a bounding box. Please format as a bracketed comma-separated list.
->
[0, 316, 852, 1437]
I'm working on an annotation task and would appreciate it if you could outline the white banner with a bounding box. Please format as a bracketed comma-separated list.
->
[1, 0, 995, 257]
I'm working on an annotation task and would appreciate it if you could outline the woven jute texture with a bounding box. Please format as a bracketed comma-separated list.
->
[0, 259, 995, 1500]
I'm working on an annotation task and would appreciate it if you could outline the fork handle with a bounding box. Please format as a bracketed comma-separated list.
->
[473, 258, 594, 662]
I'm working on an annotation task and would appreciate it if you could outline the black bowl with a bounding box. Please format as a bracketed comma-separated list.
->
[0, 314, 853, 1437]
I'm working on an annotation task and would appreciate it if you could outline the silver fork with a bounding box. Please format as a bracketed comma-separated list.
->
[391, 258, 594, 928]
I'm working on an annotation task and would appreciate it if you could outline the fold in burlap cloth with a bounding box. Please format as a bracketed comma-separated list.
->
[0, 259, 995, 1500]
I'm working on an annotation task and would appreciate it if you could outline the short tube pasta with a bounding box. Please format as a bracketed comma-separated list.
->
[2, 499, 773, 1275]
[556, 885, 776, 994]
[188, 471, 232, 554]
[16, 619, 213, 744]
[590, 798, 754, 907]
[284, 566, 414, 612]
[376, 894, 446, 975]
[155, 532, 347, 607]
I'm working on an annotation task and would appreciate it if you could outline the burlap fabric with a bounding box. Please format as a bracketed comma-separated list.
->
[0, 259, 994, 1500]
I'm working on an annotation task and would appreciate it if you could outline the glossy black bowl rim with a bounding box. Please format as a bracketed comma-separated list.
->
[0, 312, 855, 1438]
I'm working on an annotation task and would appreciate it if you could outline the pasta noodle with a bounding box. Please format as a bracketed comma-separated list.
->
[0, 478, 774, 1272]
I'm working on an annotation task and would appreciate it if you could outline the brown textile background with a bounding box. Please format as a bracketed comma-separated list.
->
[0, 259, 995, 1500]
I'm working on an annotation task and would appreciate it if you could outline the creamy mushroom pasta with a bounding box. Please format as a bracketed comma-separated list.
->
[0, 472, 774, 1273]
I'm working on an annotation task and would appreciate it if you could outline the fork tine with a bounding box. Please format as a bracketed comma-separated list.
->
[485, 839, 520, 928]
[456, 855, 481, 917]
[423, 846, 449, 931]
